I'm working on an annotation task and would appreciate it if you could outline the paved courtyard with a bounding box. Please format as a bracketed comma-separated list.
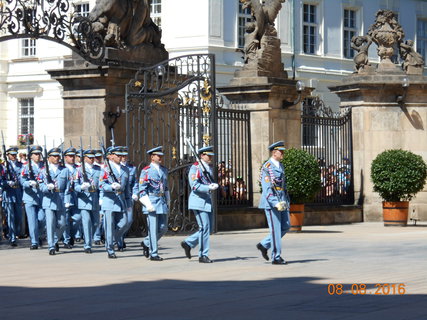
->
[0, 222, 426, 320]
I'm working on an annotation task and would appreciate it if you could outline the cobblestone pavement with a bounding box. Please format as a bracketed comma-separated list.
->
[0, 222, 426, 320]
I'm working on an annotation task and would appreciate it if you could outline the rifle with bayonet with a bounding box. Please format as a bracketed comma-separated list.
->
[59, 139, 65, 167]
[1, 131, 13, 181]
[99, 136, 119, 184]
[26, 135, 35, 181]
[80, 137, 89, 183]
[43, 136, 54, 185]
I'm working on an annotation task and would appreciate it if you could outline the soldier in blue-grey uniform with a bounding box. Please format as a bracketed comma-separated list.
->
[39, 147, 71, 255]
[180, 146, 218, 263]
[20, 145, 46, 249]
[74, 149, 101, 253]
[93, 149, 104, 245]
[120, 146, 138, 249]
[99, 146, 130, 259]
[257, 141, 290, 265]
[1, 146, 23, 246]
[138, 146, 169, 261]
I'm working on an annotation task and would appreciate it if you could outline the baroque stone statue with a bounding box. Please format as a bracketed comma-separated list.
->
[351, 35, 372, 73]
[89, 0, 162, 48]
[238, 0, 287, 78]
[399, 40, 425, 75]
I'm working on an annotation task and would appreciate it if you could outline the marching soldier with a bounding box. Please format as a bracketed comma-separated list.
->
[257, 141, 290, 265]
[62, 147, 80, 248]
[93, 149, 104, 245]
[74, 149, 101, 253]
[181, 146, 218, 263]
[120, 147, 139, 249]
[1, 146, 23, 246]
[39, 147, 71, 255]
[138, 146, 170, 261]
[20, 145, 45, 249]
[99, 146, 130, 259]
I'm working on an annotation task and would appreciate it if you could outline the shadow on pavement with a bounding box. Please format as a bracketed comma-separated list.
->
[0, 277, 425, 320]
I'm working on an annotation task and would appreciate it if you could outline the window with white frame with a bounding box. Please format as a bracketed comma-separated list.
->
[21, 39, 36, 57]
[238, 1, 252, 48]
[343, 9, 357, 59]
[75, 3, 90, 17]
[150, 0, 161, 28]
[417, 19, 427, 66]
[303, 3, 317, 54]
[18, 98, 34, 136]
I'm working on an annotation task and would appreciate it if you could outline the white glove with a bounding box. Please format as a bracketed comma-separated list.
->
[99, 199, 103, 206]
[208, 183, 219, 191]
[111, 182, 121, 191]
[47, 183, 55, 191]
[7, 180, 16, 187]
[139, 195, 155, 212]
[132, 194, 138, 201]
[29, 180, 38, 188]
[65, 203, 71, 208]
[274, 201, 287, 211]
[81, 182, 91, 191]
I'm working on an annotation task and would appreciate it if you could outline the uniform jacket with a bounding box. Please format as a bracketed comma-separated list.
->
[138, 163, 169, 214]
[99, 162, 130, 212]
[74, 163, 101, 211]
[39, 165, 71, 211]
[258, 158, 289, 210]
[188, 161, 213, 212]
[65, 164, 78, 207]
[1, 160, 23, 203]
[20, 161, 44, 206]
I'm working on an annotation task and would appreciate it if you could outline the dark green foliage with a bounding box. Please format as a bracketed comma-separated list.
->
[281, 148, 321, 204]
[371, 149, 427, 202]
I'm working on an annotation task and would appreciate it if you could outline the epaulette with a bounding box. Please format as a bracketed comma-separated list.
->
[23, 161, 29, 165]
[265, 162, 271, 168]
[194, 162, 199, 165]
[143, 165, 150, 170]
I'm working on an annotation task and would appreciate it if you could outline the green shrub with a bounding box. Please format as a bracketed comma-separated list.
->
[371, 149, 427, 202]
[281, 148, 321, 204]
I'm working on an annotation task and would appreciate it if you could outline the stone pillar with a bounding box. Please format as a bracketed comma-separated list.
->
[218, 76, 311, 205]
[48, 60, 138, 148]
[329, 74, 427, 221]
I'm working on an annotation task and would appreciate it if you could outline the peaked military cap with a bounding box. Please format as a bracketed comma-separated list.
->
[29, 145, 43, 154]
[110, 146, 126, 156]
[121, 146, 129, 156]
[147, 146, 164, 156]
[83, 149, 96, 158]
[268, 141, 286, 151]
[94, 149, 103, 157]
[48, 147, 61, 156]
[6, 146, 19, 155]
[198, 146, 215, 155]
[64, 147, 77, 156]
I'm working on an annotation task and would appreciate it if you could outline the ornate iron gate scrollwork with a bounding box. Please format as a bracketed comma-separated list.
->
[125, 54, 218, 234]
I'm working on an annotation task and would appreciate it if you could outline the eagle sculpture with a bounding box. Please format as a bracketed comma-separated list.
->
[240, 0, 286, 63]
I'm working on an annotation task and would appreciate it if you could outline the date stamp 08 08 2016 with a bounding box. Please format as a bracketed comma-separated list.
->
[328, 283, 406, 295]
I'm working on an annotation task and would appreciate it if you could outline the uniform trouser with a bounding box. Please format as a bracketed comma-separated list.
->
[184, 210, 212, 257]
[260, 208, 290, 261]
[104, 210, 127, 254]
[93, 212, 104, 241]
[45, 209, 66, 251]
[143, 212, 168, 257]
[63, 206, 82, 243]
[121, 207, 134, 243]
[3, 202, 22, 243]
[24, 203, 45, 246]
[81, 209, 99, 249]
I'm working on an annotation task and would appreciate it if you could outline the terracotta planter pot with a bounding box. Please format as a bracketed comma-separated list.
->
[382, 201, 409, 226]
[289, 204, 305, 232]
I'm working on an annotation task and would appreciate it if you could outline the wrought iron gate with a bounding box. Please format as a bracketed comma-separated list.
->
[125, 54, 218, 234]
[301, 97, 354, 205]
